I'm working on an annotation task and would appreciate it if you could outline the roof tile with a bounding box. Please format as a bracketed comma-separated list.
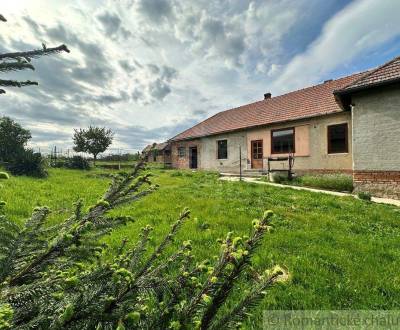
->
[340, 56, 400, 92]
[171, 71, 366, 141]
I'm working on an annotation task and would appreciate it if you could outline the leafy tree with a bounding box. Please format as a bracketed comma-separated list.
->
[0, 117, 31, 162]
[0, 15, 70, 95]
[0, 156, 289, 329]
[73, 126, 114, 165]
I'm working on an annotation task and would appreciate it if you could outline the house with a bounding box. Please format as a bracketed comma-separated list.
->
[169, 56, 400, 199]
[142, 142, 172, 166]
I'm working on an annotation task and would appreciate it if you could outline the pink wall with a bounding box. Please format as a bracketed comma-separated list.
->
[246, 124, 310, 162]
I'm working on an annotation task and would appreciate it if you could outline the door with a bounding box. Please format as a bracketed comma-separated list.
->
[251, 140, 263, 169]
[189, 147, 198, 169]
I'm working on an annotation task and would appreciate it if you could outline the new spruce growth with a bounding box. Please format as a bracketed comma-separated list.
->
[0, 155, 288, 329]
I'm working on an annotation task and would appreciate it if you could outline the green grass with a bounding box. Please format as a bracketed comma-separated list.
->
[297, 174, 354, 192]
[264, 173, 354, 192]
[1, 168, 400, 328]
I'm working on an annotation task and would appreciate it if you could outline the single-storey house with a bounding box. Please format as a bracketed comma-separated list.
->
[142, 142, 172, 166]
[168, 56, 400, 199]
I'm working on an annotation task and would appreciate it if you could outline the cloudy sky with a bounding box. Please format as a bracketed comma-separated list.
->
[1, 0, 400, 152]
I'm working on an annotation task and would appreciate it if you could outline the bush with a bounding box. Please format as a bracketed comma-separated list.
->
[5, 149, 47, 178]
[358, 191, 372, 201]
[298, 174, 353, 192]
[0, 171, 9, 179]
[268, 171, 290, 184]
[65, 155, 90, 170]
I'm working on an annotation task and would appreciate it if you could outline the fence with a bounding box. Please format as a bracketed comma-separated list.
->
[31, 146, 141, 168]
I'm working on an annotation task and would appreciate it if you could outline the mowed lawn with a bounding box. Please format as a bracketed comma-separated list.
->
[1, 167, 400, 328]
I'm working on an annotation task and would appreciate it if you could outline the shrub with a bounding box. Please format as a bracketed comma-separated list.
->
[5, 149, 47, 178]
[298, 174, 353, 192]
[0, 171, 9, 179]
[269, 172, 290, 184]
[0, 158, 288, 329]
[358, 191, 372, 201]
[65, 155, 91, 170]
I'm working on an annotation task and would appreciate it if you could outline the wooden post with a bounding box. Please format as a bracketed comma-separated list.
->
[239, 145, 242, 181]
[118, 149, 120, 170]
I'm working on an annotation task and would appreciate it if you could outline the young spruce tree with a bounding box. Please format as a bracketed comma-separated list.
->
[0, 154, 289, 329]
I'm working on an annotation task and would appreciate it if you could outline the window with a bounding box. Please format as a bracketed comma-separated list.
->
[252, 140, 263, 159]
[328, 123, 348, 154]
[271, 128, 295, 154]
[178, 147, 186, 158]
[217, 140, 228, 159]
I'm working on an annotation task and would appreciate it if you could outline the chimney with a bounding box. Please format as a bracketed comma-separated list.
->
[324, 79, 333, 84]
[264, 92, 272, 100]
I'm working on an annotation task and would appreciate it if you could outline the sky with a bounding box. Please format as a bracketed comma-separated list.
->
[1, 0, 400, 153]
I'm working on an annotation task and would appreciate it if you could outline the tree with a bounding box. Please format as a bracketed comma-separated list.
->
[0, 116, 31, 162]
[73, 126, 114, 165]
[0, 14, 70, 95]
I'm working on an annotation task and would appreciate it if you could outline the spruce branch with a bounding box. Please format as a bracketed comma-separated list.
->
[210, 266, 290, 330]
[0, 14, 6, 22]
[0, 79, 38, 87]
[0, 44, 70, 61]
[0, 61, 35, 73]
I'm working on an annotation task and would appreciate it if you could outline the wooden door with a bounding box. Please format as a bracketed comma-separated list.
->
[251, 140, 263, 169]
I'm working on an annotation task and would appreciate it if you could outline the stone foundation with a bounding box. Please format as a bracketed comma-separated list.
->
[353, 171, 400, 200]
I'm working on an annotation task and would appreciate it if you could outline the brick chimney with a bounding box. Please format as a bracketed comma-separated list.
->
[264, 92, 272, 100]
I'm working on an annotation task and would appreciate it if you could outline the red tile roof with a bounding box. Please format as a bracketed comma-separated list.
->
[338, 56, 400, 93]
[170, 71, 366, 141]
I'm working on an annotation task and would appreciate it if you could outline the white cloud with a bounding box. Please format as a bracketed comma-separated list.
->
[273, 0, 400, 93]
[1, 0, 399, 152]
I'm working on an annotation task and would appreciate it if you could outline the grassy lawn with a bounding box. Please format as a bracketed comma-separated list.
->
[1, 167, 400, 328]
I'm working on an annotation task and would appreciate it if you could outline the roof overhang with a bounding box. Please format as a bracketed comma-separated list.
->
[334, 78, 400, 111]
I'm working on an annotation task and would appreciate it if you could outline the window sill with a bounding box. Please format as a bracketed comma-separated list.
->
[327, 152, 349, 156]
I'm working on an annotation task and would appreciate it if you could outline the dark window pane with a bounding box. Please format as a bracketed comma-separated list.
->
[328, 124, 348, 154]
[272, 128, 294, 153]
[217, 140, 228, 159]
[178, 147, 186, 157]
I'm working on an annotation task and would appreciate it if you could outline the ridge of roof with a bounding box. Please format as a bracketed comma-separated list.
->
[169, 69, 368, 142]
[336, 55, 400, 94]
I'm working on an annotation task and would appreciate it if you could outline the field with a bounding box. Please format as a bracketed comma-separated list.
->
[1, 166, 400, 328]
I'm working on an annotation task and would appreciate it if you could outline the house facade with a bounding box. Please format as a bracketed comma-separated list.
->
[169, 56, 400, 199]
[142, 142, 172, 166]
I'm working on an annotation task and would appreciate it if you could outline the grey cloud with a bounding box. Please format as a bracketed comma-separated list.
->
[136, 0, 173, 23]
[22, 16, 42, 35]
[97, 12, 121, 35]
[119, 60, 136, 73]
[96, 12, 132, 39]
[131, 88, 144, 102]
[37, 21, 116, 86]
[113, 118, 199, 150]
[29, 129, 72, 144]
[2, 97, 86, 126]
[148, 78, 171, 100]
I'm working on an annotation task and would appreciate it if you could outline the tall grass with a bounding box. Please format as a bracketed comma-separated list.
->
[298, 174, 354, 192]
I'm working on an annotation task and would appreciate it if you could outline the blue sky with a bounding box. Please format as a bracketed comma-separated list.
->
[1, 0, 400, 152]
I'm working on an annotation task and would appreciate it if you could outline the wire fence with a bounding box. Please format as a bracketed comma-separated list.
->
[31, 147, 140, 160]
